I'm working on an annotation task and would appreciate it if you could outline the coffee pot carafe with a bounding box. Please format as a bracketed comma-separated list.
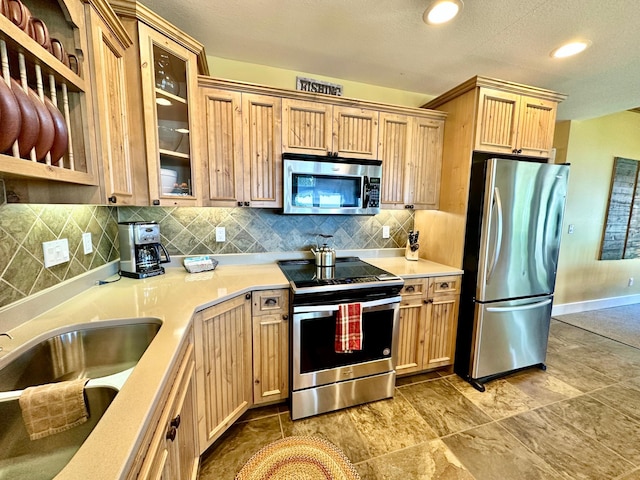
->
[118, 222, 170, 279]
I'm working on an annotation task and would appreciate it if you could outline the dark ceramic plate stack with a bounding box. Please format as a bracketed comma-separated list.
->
[0, 0, 71, 163]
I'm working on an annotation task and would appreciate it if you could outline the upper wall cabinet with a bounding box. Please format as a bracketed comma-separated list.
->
[475, 88, 559, 157]
[379, 113, 444, 210]
[0, 0, 113, 202]
[282, 99, 379, 160]
[110, 0, 209, 207]
[199, 82, 282, 208]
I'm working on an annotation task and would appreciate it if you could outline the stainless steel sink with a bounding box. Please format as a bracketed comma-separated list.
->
[0, 386, 118, 479]
[0, 320, 161, 392]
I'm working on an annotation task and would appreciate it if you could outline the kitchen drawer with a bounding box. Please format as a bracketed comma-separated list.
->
[252, 290, 288, 316]
[430, 276, 461, 295]
[400, 279, 428, 298]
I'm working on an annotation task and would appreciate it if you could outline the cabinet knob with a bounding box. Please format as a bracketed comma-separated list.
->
[152, 199, 160, 206]
[244, 201, 250, 207]
[166, 426, 177, 442]
[170, 415, 181, 429]
[246, 293, 252, 300]
[404, 205, 414, 209]
[424, 299, 433, 304]
[108, 195, 117, 204]
[237, 201, 243, 207]
[282, 314, 289, 320]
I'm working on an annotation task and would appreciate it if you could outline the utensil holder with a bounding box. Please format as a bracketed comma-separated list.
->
[405, 240, 419, 261]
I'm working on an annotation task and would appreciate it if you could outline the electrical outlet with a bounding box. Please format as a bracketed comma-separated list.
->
[82, 232, 93, 254]
[382, 226, 390, 239]
[567, 224, 575, 234]
[215, 226, 226, 242]
[629, 277, 635, 287]
[43, 239, 70, 268]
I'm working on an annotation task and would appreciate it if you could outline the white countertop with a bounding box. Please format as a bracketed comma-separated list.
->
[0, 256, 461, 479]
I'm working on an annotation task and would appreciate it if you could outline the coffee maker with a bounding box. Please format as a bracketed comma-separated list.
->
[118, 222, 171, 279]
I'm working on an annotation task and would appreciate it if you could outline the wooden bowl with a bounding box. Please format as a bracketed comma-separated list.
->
[44, 96, 68, 165]
[27, 17, 52, 53]
[50, 38, 70, 68]
[27, 87, 55, 161]
[10, 78, 40, 158]
[0, 78, 21, 153]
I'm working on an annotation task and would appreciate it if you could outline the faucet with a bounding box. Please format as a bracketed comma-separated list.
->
[0, 332, 12, 352]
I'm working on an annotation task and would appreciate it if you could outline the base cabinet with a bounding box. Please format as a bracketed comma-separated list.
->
[396, 275, 461, 376]
[133, 329, 198, 480]
[252, 290, 289, 405]
[193, 293, 253, 453]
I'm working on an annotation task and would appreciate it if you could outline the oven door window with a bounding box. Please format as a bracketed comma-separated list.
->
[292, 174, 362, 208]
[299, 307, 394, 373]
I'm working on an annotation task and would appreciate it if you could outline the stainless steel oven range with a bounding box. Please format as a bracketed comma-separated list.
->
[278, 257, 404, 420]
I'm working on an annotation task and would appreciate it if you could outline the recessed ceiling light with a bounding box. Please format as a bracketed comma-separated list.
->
[423, 0, 463, 25]
[550, 40, 591, 58]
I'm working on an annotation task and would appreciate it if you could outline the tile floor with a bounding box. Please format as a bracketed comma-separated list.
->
[198, 319, 640, 480]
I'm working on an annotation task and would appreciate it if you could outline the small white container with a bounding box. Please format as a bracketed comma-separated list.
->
[160, 168, 177, 195]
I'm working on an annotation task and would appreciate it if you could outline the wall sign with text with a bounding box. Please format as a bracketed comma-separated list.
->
[296, 77, 343, 96]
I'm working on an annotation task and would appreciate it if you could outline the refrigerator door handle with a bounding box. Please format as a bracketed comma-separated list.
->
[486, 298, 552, 312]
[487, 187, 503, 282]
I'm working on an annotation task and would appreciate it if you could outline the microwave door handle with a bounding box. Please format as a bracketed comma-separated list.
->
[363, 176, 371, 207]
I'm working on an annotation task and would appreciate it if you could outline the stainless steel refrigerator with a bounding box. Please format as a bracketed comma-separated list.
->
[455, 157, 569, 391]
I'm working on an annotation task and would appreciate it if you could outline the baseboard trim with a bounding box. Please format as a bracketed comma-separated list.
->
[552, 294, 640, 316]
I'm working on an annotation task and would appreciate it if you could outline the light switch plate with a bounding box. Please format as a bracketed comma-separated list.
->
[82, 232, 93, 254]
[382, 226, 390, 239]
[43, 239, 70, 268]
[215, 226, 226, 242]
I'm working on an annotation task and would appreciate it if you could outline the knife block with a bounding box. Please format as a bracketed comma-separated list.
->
[405, 240, 419, 261]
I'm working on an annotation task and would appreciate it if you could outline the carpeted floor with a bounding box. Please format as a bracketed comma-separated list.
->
[553, 303, 640, 349]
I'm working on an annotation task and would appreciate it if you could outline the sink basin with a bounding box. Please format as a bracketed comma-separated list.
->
[0, 320, 161, 392]
[0, 386, 118, 479]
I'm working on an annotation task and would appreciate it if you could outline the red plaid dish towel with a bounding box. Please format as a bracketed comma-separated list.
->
[335, 303, 362, 353]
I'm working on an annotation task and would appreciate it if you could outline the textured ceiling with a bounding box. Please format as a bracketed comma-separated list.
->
[141, 0, 640, 121]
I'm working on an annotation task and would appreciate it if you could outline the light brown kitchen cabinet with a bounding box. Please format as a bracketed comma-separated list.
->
[475, 88, 558, 158]
[193, 294, 253, 452]
[395, 275, 461, 376]
[415, 76, 566, 270]
[132, 328, 198, 480]
[200, 84, 282, 207]
[110, 1, 209, 206]
[85, 3, 136, 205]
[282, 99, 379, 159]
[379, 113, 444, 210]
[252, 289, 289, 404]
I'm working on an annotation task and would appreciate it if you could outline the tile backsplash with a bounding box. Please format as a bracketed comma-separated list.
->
[0, 205, 413, 310]
[118, 207, 414, 255]
[0, 205, 119, 309]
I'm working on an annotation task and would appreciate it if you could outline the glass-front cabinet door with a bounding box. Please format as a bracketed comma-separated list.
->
[138, 23, 200, 206]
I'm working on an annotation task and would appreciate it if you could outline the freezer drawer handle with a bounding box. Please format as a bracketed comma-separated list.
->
[486, 299, 552, 312]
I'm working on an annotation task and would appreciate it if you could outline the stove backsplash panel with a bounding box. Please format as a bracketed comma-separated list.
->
[117, 207, 414, 256]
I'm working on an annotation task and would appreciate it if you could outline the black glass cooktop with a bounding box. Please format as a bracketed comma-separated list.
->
[277, 257, 401, 289]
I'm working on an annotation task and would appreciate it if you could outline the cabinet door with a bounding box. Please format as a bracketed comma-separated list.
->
[333, 106, 379, 159]
[395, 279, 428, 375]
[194, 294, 253, 452]
[87, 8, 134, 205]
[282, 99, 332, 154]
[423, 294, 459, 369]
[474, 88, 520, 155]
[379, 113, 412, 209]
[138, 23, 201, 206]
[407, 117, 443, 209]
[516, 95, 558, 157]
[242, 94, 283, 207]
[202, 88, 243, 206]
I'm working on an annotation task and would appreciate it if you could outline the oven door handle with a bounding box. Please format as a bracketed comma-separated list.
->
[293, 296, 401, 314]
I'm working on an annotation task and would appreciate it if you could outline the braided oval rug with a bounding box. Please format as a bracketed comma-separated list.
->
[235, 436, 361, 480]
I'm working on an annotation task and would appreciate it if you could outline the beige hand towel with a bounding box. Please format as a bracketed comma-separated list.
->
[19, 378, 89, 440]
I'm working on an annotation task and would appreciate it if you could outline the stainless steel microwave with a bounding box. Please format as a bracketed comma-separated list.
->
[282, 153, 382, 215]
